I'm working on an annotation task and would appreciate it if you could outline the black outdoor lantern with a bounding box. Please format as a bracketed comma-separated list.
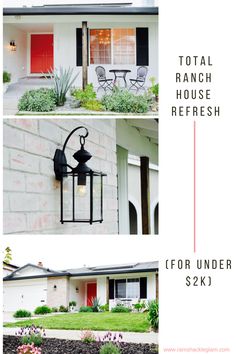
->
[53, 126, 106, 224]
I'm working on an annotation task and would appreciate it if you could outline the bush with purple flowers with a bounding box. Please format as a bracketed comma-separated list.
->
[16, 325, 46, 347]
[17, 343, 42, 354]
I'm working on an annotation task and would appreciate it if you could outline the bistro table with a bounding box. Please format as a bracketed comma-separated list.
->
[109, 69, 131, 88]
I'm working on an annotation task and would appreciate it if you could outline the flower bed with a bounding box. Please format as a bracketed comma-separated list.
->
[4, 335, 158, 354]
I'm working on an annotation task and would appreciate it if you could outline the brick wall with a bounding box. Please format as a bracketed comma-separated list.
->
[47, 277, 69, 308]
[3, 118, 118, 234]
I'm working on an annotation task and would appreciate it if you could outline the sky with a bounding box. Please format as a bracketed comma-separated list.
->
[3, 0, 158, 7]
[2, 235, 158, 270]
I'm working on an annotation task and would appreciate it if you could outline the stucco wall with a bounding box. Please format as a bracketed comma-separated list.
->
[47, 276, 69, 308]
[3, 118, 118, 234]
[3, 24, 27, 84]
[69, 279, 86, 309]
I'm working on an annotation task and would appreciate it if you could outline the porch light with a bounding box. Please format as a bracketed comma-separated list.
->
[53, 126, 106, 224]
[53, 285, 57, 290]
[10, 40, 16, 51]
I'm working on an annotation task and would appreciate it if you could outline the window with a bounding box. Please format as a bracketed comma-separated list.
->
[127, 279, 139, 298]
[113, 28, 135, 65]
[115, 278, 140, 298]
[90, 29, 111, 64]
[89, 28, 135, 65]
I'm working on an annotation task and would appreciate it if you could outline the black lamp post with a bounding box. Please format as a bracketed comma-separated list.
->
[53, 126, 106, 224]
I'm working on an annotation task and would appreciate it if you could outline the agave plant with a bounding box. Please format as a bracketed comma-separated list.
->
[47, 67, 80, 106]
[92, 297, 101, 312]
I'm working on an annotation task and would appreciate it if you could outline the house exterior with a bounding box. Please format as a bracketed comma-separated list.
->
[3, 118, 158, 235]
[3, 261, 158, 312]
[3, 262, 19, 278]
[3, 2, 158, 87]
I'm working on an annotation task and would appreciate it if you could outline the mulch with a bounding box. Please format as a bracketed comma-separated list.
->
[3, 335, 158, 354]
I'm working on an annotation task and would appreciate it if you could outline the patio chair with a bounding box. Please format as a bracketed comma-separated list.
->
[129, 66, 148, 92]
[95, 66, 114, 92]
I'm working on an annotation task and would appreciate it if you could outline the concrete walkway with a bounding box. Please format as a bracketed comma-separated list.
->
[3, 327, 158, 344]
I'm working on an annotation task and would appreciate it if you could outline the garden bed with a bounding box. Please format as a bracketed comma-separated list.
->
[3, 335, 158, 354]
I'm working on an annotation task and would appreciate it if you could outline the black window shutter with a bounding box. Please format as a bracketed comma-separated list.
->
[140, 277, 147, 298]
[76, 28, 89, 67]
[136, 28, 149, 66]
[109, 279, 115, 300]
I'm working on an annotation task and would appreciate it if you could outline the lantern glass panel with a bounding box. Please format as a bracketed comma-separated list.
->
[62, 177, 73, 220]
[93, 175, 102, 221]
[74, 174, 91, 221]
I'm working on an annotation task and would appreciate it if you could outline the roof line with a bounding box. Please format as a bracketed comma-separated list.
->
[3, 267, 158, 281]
[3, 6, 158, 16]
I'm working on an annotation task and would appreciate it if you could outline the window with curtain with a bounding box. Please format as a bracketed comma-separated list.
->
[90, 29, 111, 64]
[90, 28, 135, 65]
[113, 28, 135, 65]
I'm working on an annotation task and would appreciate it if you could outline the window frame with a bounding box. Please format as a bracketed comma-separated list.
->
[89, 28, 136, 66]
[114, 278, 140, 299]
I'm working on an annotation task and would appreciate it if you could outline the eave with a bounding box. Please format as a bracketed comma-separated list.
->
[3, 6, 158, 16]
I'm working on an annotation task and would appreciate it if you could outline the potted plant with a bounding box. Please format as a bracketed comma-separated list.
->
[69, 301, 77, 312]
[3, 71, 11, 93]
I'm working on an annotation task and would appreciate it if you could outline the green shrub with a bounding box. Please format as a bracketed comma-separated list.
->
[59, 305, 68, 312]
[149, 77, 159, 98]
[148, 300, 159, 331]
[3, 71, 11, 83]
[79, 306, 93, 312]
[13, 309, 31, 318]
[100, 303, 109, 312]
[83, 99, 104, 111]
[18, 88, 56, 112]
[101, 88, 150, 113]
[69, 301, 77, 307]
[34, 306, 52, 315]
[133, 301, 146, 312]
[71, 83, 96, 104]
[51, 307, 58, 313]
[99, 342, 121, 354]
[111, 304, 131, 313]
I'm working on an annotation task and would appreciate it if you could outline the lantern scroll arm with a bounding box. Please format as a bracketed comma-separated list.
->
[53, 126, 88, 181]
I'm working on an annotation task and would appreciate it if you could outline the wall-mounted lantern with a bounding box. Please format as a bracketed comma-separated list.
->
[53, 285, 57, 290]
[10, 40, 16, 51]
[53, 126, 106, 224]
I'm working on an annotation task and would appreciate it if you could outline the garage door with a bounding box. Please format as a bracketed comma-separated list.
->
[3, 279, 47, 312]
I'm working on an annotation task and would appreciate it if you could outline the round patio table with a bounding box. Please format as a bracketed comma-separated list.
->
[109, 69, 131, 88]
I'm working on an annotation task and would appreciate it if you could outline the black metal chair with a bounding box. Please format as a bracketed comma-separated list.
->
[95, 66, 114, 92]
[129, 66, 148, 92]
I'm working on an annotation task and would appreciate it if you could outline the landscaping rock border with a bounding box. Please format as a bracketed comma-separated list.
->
[4, 335, 158, 354]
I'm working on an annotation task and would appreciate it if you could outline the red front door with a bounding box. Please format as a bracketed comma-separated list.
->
[31, 34, 54, 73]
[87, 283, 97, 306]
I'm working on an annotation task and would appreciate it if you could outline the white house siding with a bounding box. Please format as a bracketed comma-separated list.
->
[3, 278, 47, 312]
[96, 276, 107, 306]
[69, 279, 86, 309]
[4, 14, 158, 87]
[3, 118, 118, 234]
[3, 24, 27, 83]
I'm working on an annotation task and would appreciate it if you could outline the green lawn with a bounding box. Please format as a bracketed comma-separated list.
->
[5, 312, 150, 333]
